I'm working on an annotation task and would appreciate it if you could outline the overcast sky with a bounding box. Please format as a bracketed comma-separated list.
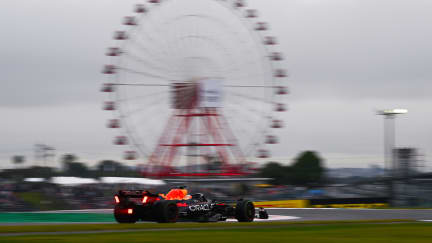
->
[1, 0, 431, 170]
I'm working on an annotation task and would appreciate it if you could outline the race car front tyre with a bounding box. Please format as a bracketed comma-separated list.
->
[155, 201, 179, 223]
[114, 204, 137, 224]
[235, 200, 255, 222]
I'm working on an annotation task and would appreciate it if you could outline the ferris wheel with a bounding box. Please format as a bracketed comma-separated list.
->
[101, 0, 288, 177]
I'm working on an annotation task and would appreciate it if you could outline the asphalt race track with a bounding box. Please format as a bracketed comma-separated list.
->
[79, 208, 432, 221]
[1, 208, 431, 225]
[267, 208, 432, 221]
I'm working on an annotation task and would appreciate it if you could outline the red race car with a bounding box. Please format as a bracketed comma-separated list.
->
[113, 188, 261, 223]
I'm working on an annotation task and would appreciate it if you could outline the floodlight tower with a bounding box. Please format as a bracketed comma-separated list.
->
[377, 109, 408, 174]
[377, 109, 408, 204]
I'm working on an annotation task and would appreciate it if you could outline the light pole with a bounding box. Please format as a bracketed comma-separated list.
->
[377, 109, 408, 203]
[34, 144, 56, 167]
[377, 109, 408, 173]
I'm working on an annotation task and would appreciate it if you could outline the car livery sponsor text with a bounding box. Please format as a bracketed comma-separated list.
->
[188, 203, 213, 212]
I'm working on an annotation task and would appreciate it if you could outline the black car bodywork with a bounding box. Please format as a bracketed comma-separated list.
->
[113, 190, 258, 223]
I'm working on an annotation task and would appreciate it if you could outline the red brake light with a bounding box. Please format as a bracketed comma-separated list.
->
[114, 195, 120, 204]
[142, 196, 148, 203]
[127, 208, 133, 215]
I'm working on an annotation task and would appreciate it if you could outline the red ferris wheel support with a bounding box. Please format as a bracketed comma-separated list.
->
[141, 83, 251, 178]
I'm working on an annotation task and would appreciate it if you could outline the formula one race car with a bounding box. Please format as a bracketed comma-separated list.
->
[113, 188, 261, 223]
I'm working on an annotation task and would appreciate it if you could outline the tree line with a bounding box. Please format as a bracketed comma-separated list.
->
[3, 151, 325, 186]
[2, 154, 141, 179]
[259, 151, 325, 186]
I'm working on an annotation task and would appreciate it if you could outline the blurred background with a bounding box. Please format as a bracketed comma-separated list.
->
[1, 0, 432, 212]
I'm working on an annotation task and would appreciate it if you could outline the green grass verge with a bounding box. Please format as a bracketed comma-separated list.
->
[0, 222, 431, 243]
[0, 219, 416, 234]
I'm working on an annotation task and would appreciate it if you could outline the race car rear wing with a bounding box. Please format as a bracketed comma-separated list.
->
[118, 190, 159, 198]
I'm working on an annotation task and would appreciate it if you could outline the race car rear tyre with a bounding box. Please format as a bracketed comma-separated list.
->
[114, 204, 137, 224]
[235, 200, 255, 222]
[155, 201, 178, 223]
